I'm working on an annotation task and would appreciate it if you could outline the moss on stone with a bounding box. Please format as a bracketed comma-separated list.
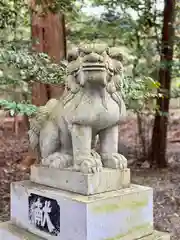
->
[104, 223, 151, 240]
[92, 196, 149, 213]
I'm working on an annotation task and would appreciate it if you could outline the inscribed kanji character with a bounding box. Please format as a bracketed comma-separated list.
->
[42, 201, 55, 233]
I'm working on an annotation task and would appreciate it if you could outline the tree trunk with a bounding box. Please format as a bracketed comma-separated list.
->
[112, 37, 116, 46]
[137, 112, 147, 160]
[31, 3, 66, 106]
[150, 0, 176, 167]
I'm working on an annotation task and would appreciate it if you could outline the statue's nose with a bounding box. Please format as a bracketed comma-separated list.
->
[82, 52, 104, 63]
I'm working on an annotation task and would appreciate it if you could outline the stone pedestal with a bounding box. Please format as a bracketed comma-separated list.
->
[30, 165, 131, 195]
[10, 180, 153, 240]
[0, 166, 170, 240]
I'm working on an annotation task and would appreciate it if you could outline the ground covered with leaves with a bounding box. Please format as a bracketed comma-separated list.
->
[0, 113, 180, 239]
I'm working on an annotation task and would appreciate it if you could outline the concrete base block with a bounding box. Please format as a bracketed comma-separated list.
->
[141, 231, 170, 239]
[0, 222, 170, 240]
[30, 165, 130, 195]
[11, 180, 153, 240]
[0, 221, 44, 239]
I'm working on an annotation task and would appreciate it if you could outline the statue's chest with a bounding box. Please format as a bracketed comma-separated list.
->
[69, 93, 120, 130]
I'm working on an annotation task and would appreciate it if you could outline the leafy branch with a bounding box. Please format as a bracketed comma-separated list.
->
[0, 100, 38, 117]
[0, 46, 66, 86]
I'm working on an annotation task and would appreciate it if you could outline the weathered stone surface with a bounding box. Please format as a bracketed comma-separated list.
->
[29, 45, 128, 174]
[11, 180, 153, 240]
[30, 165, 130, 195]
[0, 221, 44, 239]
[141, 231, 170, 240]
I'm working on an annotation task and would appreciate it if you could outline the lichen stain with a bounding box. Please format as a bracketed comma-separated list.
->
[92, 197, 149, 213]
[103, 223, 151, 240]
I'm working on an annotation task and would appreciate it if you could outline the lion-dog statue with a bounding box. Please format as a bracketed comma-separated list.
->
[28, 44, 127, 173]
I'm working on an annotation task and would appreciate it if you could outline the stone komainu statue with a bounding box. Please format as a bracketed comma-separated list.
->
[28, 44, 127, 173]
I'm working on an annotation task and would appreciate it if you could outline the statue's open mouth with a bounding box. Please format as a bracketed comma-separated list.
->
[82, 63, 106, 71]
[73, 63, 114, 77]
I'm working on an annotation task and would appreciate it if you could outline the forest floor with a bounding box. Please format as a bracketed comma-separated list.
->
[0, 111, 180, 239]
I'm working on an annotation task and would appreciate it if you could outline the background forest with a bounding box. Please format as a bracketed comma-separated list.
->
[0, 1, 180, 238]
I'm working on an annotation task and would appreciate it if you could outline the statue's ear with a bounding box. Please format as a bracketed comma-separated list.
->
[108, 47, 123, 62]
[112, 74, 123, 91]
[66, 75, 80, 94]
[113, 60, 124, 75]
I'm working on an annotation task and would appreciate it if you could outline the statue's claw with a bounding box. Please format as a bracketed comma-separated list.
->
[74, 150, 103, 173]
[42, 152, 73, 169]
[80, 157, 103, 173]
[101, 153, 127, 169]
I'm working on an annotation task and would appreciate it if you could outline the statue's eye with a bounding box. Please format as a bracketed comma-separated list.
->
[112, 54, 123, 62]
[67, 54, 77, 62]
[67, 49, 79, 62]
[109, 53, 123, 62]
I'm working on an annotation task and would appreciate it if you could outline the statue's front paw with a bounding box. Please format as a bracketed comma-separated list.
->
[42, 152, 73, 169]
[74, 152, 103, 174]
[101, 153, 127, 169]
